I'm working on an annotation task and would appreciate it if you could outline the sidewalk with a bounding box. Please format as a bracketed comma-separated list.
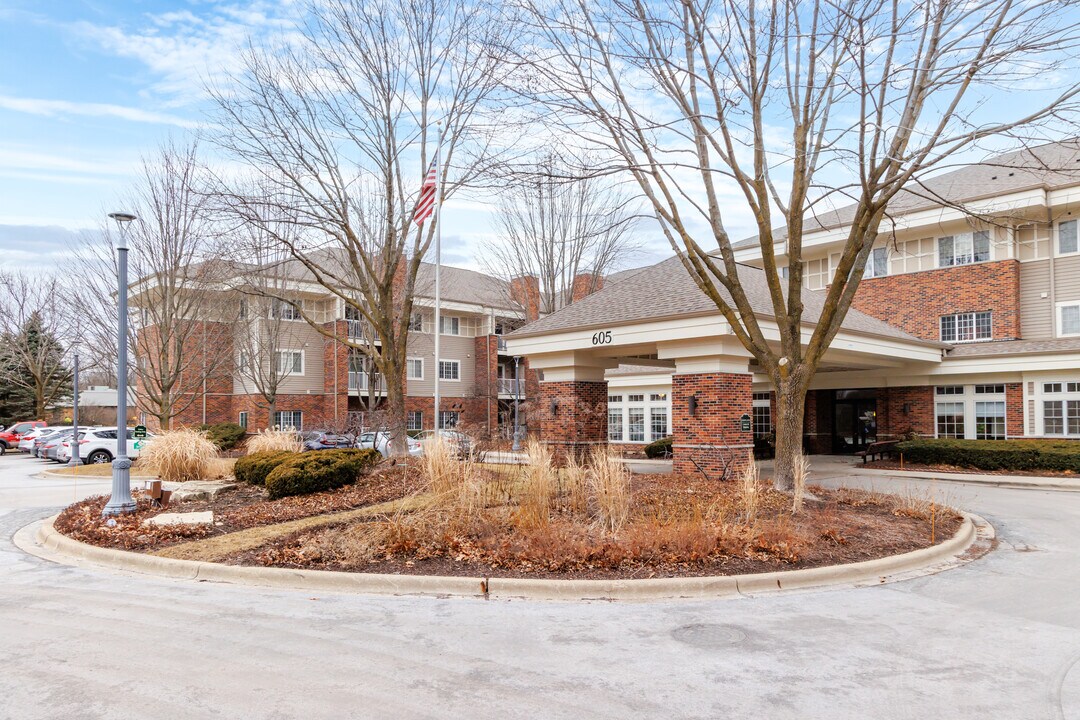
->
[482, 451, 673, 475]
[798, 454, 1080, 491]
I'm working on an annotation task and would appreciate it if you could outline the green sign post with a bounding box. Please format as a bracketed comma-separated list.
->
[133, 425, 147, 439]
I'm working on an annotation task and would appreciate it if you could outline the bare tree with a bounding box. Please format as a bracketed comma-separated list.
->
[519, 0, 1080, 488]
[0, 272, 72, 419]
[480, 151, 641, 314]
[208, 0, 514, 454]
[82, 141, 234, 430]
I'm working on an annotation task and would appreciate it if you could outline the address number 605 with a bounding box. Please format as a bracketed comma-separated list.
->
[591, 330, 612, 345]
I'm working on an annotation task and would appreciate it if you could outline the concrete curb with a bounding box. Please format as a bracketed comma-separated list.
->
[19, 512, 990, 602]
[853, 466, 1080, 491]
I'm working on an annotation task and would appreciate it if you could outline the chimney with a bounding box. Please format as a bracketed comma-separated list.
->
[510, 275, 541, 322]
[570, 273, 604, 303]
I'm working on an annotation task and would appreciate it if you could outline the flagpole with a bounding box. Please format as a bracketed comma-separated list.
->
[433, 122, 443, 434]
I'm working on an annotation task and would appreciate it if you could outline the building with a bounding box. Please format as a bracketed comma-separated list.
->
[129, 258, 566, 435]
[506, 140, 1080, 475]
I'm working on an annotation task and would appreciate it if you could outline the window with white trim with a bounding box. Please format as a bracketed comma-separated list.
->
[865, 247, 888, 278]
[608, 395, 623, 403]
[650, 393, 667, 402]
[1057, 303, 1080, 337]
[1059, 219, 1078, 255]
[803, 257, 829, 290]
[650, 407, 668, 439]
[274, 410, 302, 430]
[270, 298, 300, 320]
[975, 401, 1006, 440]
[408, 313, 424, 331]
[439, 315, 460, 335]
[628, 407, 645, 442]
[438, 360, 460, 381]
[275, 349, 303, 375]
[238, 412, 248, 429]
[936, 402, 965, 438]
[627, 394, 644, 402]
[407, 411, 423, 431]
[407, 358, 424, 380]
[438, 411, 459, 429]
[1040, 380, 1080, 436]
[608, 409, 623, 441]
[752, 392, 772, 439]
[938, 231, 990, 267]
[940, 311, 991, 343]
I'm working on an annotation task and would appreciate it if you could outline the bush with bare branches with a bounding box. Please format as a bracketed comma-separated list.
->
[246, 428, 302, 455]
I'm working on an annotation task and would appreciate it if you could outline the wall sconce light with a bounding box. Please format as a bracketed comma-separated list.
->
[688, 395, 697, 417]
[902, 402, 911, 415]
[550, 398, 558, 416]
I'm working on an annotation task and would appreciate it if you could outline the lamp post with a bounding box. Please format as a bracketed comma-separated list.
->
[103, 211, 137, 516]
[67, 341, 82, 467]
[511, 355, 522, 452]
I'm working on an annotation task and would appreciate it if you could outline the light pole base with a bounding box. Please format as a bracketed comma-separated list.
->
[67, 457, 83, 467]
[102, 456, 136, 516]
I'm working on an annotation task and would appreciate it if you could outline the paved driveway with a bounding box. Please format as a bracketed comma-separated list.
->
[1, 453, 1078, 719]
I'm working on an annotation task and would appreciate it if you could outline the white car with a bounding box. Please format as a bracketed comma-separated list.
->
[19, 426, 64, 453]
[59, 427, 154, 465]
[357, 431, 422, 458]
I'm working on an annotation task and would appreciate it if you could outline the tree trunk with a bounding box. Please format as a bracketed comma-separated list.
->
[268, 397, 277, 430]
[772, 380, 807, 491]
[35, 386, 45, 420]
[384, 379, 408, 457]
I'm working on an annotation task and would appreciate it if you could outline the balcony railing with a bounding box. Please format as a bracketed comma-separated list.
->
[346, 319, 379, 343]
[496, 336, 509, 352]
[349, 371, 387, 394]
[497, 378, 524, 396]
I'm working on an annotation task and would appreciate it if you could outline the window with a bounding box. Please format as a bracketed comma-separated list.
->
[650, 393, 667, 402]
[936, 385, 964, 395]
[608, 409, 623, 441]
[974, 384, 1005, 394]
[438, 411, 459, 429]
[1045, 401, 1064, 435]
[865, 247, 888, 278]
[752, 405, 772, 440]
[238, 300, 247, 319]
[439, 315, 460, 335]
[627, 394, 644, 402]
[238, 412, 248, 429]
[940, 311, 992, 342]
[275, 349, 304, 375]
[237, 350, 250, 370]
[1058, 303, 1080, 337]
[936, 402, 965, 438]
[608, 395, 623, 403]
[274, 411, 303, 430]
[407, 358, 424, 380]
[1059, 219, 1078, 255]
[975, 401, 1006, 440]
[803, 257, 829, 290]
[408, 313, 424, 331]
[1042, 383, 1080, 435]
[938, 231, 990, 267]
[407, 411, 423, 431]
[650, 408, 668, 440]
[628, 408, 645, 442]
[438, 360, 460, 381]
[270, 298, 300, 320]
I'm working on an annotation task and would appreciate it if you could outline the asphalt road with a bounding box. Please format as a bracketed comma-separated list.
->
[1, 453, 1078, 719]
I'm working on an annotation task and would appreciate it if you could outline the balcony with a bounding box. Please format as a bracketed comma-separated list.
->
[348, 371, 387, 394]
[496, 335, 509, 352]
[346, 319, 379, 343]
[497, 378, 524, 396]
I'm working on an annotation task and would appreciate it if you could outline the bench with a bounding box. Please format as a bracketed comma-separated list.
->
[855, 440, 899, 464]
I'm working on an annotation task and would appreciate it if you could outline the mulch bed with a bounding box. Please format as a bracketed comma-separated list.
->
[54, 465, 423, 552]
[861, 459, 1080, 478]
[234, 474, 962, 580]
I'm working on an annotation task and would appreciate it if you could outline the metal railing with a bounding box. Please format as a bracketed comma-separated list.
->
[348, 371, 387, 394]
[496, 335, 508, 352]
[497, 378, 524, 396]
[345, 319, 379, 343]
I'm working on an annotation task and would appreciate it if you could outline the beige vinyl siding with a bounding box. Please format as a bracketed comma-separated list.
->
[405, 332, 477, 397]
[1055, 254, 1080, 306]
[1020, 259, 1053, 339]
[233, 319, 326, 394]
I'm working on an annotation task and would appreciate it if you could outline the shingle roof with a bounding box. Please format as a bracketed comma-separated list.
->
[732, 139, 1080, 251]
[945, 338, 1080, 357]
[510, 255, 941, 346]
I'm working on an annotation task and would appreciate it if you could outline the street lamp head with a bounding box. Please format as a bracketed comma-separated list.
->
[108, 212, 137, 250]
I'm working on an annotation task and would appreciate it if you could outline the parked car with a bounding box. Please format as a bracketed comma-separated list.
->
[0, 421, 46, 454]
[416, 429, 475, 459]
[60, 427, 154, 465]
[356, 431, 422, 458]
[18, 426, 62, 453]
[45, 430, 76, 462]
[301, 431, 355, 451]
[33, 428, 73, 460]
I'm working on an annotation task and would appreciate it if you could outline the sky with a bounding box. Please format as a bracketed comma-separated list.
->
[0, 0, 670, 273]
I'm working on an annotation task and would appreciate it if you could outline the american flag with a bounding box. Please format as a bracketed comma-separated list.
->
[412, 158, 438, 225]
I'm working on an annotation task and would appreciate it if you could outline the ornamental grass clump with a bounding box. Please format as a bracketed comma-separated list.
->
[421, 436, 457, 496]
[587, 446, 631, 533]
[739, 459, 762, 525]
[516, 439, 557, 529]
[245, 427, 302, 455]
[139, 428, 218, 483]
[792, 453, 810, 515]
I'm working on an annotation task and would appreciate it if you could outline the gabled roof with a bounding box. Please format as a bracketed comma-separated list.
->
[509, 255, 942, 346]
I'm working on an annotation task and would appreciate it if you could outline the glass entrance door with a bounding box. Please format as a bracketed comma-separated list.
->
[832, 391, 877, 453]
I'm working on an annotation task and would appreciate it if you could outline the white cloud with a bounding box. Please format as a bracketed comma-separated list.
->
[0, 95, 200, 128]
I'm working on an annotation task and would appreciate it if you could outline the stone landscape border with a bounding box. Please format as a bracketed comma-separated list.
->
[16, 512, 992, 602]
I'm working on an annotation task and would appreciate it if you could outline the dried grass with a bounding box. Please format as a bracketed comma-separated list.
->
[560, 452, 589, 516]
[739, 460, 762, 525]
[792, 453, 810, 515]
[516, 439, 556, 529]
[421, 437, 458, 496]
[246, 428, 302, 455]
[588, 446, 631, 533]
[139, 428, 219, 483]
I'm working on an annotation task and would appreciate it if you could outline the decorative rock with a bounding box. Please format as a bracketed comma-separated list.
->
[142, 511, 214, 527]
[160, 481, 237, 502]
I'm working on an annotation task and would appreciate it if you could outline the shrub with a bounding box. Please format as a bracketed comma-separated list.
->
[233, 451, 299, 486]
[896, 438, 1080, 473]
[139, 428, 219, 483]
[200, 422, 247, 451]
[246, 427, 303, 455]
[644, 436, 673, 459]
[264, 448, 382, 500]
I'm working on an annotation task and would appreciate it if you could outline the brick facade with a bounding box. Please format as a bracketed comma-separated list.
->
[538, 381, 608, 458]
[851, 260, 1022, 342]
[671, 372, 753, 479]
[1006, 382, 1024, 438]
[802, 390, 832, 454]
[876, 386, 936, 440]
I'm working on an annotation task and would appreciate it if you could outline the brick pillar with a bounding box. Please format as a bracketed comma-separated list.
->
[1006, 382, 1024, 438]
[878, 386, 934, 439]
[474, 335, 499, 433]
[802, 389, 833, 454]
[538, 380, 607, 459]
[322, 320, 350, 428]
[671, 372, 753, 479]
